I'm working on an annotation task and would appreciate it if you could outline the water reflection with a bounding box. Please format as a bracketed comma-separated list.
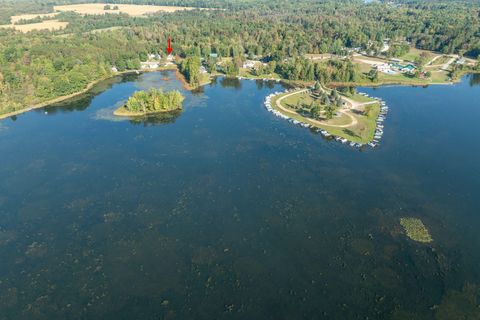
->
[37, 75, 128, 115]
[128, 110, 182, 126]
[220, 77, 242, 89]
[468, 73, 480, 87]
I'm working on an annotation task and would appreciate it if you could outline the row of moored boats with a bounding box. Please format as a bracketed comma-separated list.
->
[358, 92, 389, 148]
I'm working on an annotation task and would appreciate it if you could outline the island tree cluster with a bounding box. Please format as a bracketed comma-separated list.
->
[122, 88, 184, 115]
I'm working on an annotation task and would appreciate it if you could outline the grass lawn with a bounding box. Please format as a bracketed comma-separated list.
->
[355, 61, 374, 73]
[429, 71, 450, 83]
[378, 72, 430, 85]
[239, 68, 280, 79]
[430, 55, 451, 66]
[400, 47, 437, 62]
[342, 92, 376, 103]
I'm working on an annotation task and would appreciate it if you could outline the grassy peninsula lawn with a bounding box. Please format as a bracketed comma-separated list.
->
[271, 89, 380, 144]
[114, 88, 184, 117]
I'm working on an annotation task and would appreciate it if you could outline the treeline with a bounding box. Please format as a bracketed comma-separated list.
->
[179, 57, 201, 88]
[275, 58, 359, 84]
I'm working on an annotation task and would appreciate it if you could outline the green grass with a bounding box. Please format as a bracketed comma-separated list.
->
[378, 72, 430, 85]
[239, 68, 280, 79]
[430, 55, 451, 66]
[343, 92, 376, 103]
[429, 71, 450, 83]
[400, 47, 436, 62]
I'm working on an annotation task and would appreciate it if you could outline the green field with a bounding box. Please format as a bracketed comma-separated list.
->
[239, 68, 280, 79]
[400, 47, 437, 62]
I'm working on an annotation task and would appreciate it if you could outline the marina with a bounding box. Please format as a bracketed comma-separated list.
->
[263, 89, 389, 148]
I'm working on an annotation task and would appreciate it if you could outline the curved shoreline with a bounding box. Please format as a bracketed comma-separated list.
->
[0, 67, 178, 121]
[0, 70, 140, 121]
[265, 88, 387, 147]
[1, 69, 476, 121]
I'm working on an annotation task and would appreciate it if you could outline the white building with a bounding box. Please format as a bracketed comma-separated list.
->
[242, 60, 258, 69]
[141, 61, 159, 70]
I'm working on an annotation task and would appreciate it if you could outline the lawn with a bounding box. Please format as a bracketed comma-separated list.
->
[239, 68, 280, 79]
[400, 47, 437, 62]
[342, 92, 376, 103]
[429, 71, 450, 83]
[429, 55, 451, 66]
[378, 72, 430, 85]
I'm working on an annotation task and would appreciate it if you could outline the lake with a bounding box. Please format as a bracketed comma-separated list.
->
[0, 71, 479, 319]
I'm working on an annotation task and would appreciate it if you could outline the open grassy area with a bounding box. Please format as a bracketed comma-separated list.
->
[282, 92, 352, 125]
[429, 55, 451, 66]
[400, 47, 437, 63]
[429, 71, 450, 83]
[10, 13, 59, 24]
[239, 68, 280, 80]
[343, 92, 376, 103]
[0, 20, 68, 32]
[378, 72, 430, 85]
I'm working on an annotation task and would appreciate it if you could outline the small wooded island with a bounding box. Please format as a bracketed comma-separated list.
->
[114, 88, 185, 117]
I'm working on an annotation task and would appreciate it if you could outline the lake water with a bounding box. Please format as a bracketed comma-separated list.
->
[0, 71, 479, 319]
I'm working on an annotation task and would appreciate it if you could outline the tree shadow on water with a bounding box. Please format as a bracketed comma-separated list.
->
[128, 110, 182, 127]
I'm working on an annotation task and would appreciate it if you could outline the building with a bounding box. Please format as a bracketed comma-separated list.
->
[141, 61, 159, 70]
[242, 60, 258, 69]
[148, 53, 161, 60]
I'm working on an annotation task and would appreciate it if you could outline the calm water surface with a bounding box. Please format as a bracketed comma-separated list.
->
[0, 71, 479, 319]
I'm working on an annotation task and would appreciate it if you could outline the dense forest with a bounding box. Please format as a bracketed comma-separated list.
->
[1, 0, 480, 114]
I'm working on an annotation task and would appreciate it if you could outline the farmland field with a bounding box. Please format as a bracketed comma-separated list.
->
[53, 3, 197, 16]
[0, 20, 68, 32]
[9, 12, 59, 24]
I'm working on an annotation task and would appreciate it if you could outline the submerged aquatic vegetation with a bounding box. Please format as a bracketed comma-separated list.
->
[400, 217, 433, 243]
[435, 283, 480, 320]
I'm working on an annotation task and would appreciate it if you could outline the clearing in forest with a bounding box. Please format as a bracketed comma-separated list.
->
[0, 20, 68, 33]
[9, 13, 59, 24]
